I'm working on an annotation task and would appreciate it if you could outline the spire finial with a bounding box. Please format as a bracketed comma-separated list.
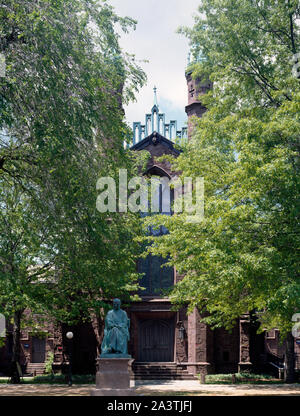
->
[153, 85, 158, 107]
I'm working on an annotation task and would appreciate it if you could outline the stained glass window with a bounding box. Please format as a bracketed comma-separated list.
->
[138, 175, 174, 296]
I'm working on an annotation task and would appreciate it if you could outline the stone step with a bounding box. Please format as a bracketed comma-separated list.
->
[133, 363, 177, 366]
[25, 363, 46, 376]
[133, 362, 177, 366]
[132, 364, 182, 371]
[26, 364, 45, 368]
[132, 374, 196, 380]
[132, 373, 195, 377]
[132, 372, 195, 376]
[131, 363, 196, 380]
[133, 369, 191, 374]
[134, 366, 176, 368]
[133, 365, 188, 370]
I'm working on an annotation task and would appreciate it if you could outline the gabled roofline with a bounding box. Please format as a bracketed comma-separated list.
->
[130, 131, 181, 155]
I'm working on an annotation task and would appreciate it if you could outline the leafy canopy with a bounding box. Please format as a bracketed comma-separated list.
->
[0, 0, 146, 325]
[144, 0, 300, 335]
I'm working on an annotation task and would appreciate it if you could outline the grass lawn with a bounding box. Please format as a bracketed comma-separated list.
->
[0, 371, 298, 385]
[202, 372, 285, 384]
[0, 374, 95, 384]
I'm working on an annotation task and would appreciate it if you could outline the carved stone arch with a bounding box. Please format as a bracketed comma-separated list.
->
[144, 165, 171, 179]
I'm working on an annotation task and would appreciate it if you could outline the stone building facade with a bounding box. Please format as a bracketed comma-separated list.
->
[0, 66, 299, 379]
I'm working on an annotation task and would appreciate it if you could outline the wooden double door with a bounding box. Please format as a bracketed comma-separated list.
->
[138, 318, 174, 362]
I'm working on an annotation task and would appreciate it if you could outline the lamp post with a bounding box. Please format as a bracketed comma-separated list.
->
[66, 331, 73, 387]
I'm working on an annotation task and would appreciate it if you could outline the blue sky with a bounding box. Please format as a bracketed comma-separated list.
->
[109, 0, 201, 132]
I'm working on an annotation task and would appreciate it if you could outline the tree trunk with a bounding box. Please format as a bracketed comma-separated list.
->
[284, 332, 295, 383]
[91, 311, 104, 356]
[10, 310, 22, 384]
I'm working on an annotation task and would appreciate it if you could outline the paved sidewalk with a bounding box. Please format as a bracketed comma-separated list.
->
[0, 380, 299, 396]
[135, 380, 300, 396]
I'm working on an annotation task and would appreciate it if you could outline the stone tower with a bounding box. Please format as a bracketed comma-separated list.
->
[185, 69, 212, 139]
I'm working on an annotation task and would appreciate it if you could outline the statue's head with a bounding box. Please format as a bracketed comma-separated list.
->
[113, 298, 121, 310]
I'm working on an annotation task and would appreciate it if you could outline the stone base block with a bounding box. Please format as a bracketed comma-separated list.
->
[90, 388, 136, 396]
[91, 357, 135, 396]
[187, 362, 214, 376]
[100, 353, 132, 359]
[238, 362, 253, 373]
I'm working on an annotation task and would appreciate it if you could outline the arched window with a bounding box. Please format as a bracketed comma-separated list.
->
[138, 169, 174, 296]
[138, 253, 174, 296]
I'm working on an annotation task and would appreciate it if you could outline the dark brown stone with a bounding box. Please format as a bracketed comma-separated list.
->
[91, 388, 135, 396]
[185, 71, 212, 139]
[90, 358, 136, 396]
[2, 66, 299, 381]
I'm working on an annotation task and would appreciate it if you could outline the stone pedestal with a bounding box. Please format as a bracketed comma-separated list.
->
[90, 357, 136, 396]
[187, 308, 214, 376]
[238, 315, 253, 373]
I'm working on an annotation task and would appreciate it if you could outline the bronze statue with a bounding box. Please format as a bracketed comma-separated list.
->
[101, 298, 131, 357]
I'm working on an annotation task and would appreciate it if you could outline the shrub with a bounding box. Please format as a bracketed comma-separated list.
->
[202, 373, 280, 384]
[44, 352, 54, 375]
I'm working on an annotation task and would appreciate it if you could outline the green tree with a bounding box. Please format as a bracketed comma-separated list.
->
[0, 0, 145, 180]
[0, 0, 146, 383]
[144, 0, 300, 382]
[42, 143, 144, 335]
[0, 178, 58, 383]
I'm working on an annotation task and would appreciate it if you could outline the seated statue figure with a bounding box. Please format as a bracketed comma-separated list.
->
[101, 298, 130, 357]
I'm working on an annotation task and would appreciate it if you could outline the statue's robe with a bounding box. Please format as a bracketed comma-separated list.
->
[101, 309, 129, 354]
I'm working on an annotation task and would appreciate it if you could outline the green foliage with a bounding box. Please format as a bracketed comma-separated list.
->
[0, 374, 95, 384]
[31, 373, 95, 384]
[0, 0, 146, 362]
[203, 373, 281, 384]
[44, 352, 54, 375]
[144, 0, 300, 336]
[0, 178, 57, 319]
